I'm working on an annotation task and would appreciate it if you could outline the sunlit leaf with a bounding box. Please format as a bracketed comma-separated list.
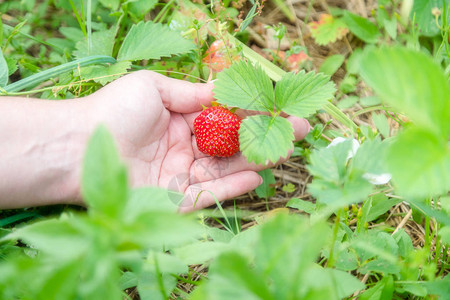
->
[319, 54, 345, 76]
[274, 70, 335, 118]
[82, 126, 128, 217]
[214, 60, 274, 112]
[117, 21, 195, 61]
[343, 11, 381, 43]
[308, 14, 349, 45]
[239, 115, 294, 164]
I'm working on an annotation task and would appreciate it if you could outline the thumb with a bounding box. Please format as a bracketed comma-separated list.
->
[134, 70, 215, 113]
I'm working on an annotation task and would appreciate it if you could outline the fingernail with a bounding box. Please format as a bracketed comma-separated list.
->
[208, 79, 217, 83]
[258, 175, 263, 185]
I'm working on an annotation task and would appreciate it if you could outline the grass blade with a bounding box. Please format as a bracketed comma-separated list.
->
[3, 55, 116, 93]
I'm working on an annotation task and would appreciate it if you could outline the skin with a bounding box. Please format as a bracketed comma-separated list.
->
[0, 70, 310, 212]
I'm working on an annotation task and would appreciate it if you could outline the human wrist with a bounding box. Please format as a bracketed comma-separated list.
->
[0, 97, 94, 208]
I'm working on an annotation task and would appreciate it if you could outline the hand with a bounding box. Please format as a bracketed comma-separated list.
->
[88, 71, 310, 212]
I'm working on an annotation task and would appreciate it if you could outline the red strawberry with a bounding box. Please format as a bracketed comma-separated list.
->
[193, 106, 241, 157]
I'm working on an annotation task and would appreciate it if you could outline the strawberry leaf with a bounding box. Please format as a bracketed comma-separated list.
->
[274, 71, 336, 118]
[117, 21, 195, 61]
[78, 61, 131, 85]
[213, 60, 275, 112]
[239, 115, 294, 164]
[308, 14, 348, 46]
[74, 26, 117, 59]
[342, 11, 381, 44]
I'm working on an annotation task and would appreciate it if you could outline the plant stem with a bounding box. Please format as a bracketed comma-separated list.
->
[87, 0, 92, 55]
[154, 0, 176, 23]
[327, 209, 342, 268]
[196, 28, 205, 80]
[69, 0, 87, 37]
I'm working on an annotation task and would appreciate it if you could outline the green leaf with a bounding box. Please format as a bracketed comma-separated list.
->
[74, 26, 117, 59]
[239, 115, 294, 164]
[359, 275, 394, 300]
[119, 272, 138, 290]
[137, 252, 187, 300]
[392, 229, 414, 258]
[282, 183, 296, 193]
[129, 0, 158, 18]
[308, 175, 372, 206]
[117, 21, 195, 61]
[400, 283, 428, 297]
[346, 47, 363, 74]
[387, 127, 450, 199]
[98, 0, 120, 10]
[214, 60, 274, 112]
[360, 46, 450, 136]
[0, 49, 8, 87]
[383, 18, 397, 39]
[424, 274, 450, 299]
[308, 14, 349, 45]
[439, 226, 450, 245]
[411, 0, 450, 36]
[255, 169, 276, 198]
[5, 57, 17, 76]
[327, 269, 365, 298]
[343, 11, 381, 43]
[239, 2, 258, 31]
[122, 212, 202, 249]
[6, 218, 89, 260]
[366, 194, 401, 222]
[307, 139, 375, 206]
[350, 138, 390, 178]
[78, 60, 131, 85]
[255, 214, 329, 299]
[274, 71, 335, 118]
[81, 125, 128, 217]
[286, 197, 316, 214]
[319, 54, 345, 76]
[122, 187, 181, 221]
[203, 251, 274, 300]
[308, 139, 353, 182]
[372, 112, 390, 138]
[172, 241, 230, 265]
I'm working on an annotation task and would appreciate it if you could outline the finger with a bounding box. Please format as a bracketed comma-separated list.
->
[287, 116, 310, 141]
[134, 70, 215, 113]
[178, 171, 262, 213]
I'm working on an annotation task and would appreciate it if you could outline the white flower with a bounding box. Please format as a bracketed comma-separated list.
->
[327, 137, 392, 185]
[363, 173, 392, 185]
[327, 137, 360, 160]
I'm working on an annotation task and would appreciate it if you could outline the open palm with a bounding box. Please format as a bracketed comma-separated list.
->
[89, 71, 310, 211]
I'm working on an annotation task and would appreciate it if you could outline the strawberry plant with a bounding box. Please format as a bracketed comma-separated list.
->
[214, 60, 335, 164]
